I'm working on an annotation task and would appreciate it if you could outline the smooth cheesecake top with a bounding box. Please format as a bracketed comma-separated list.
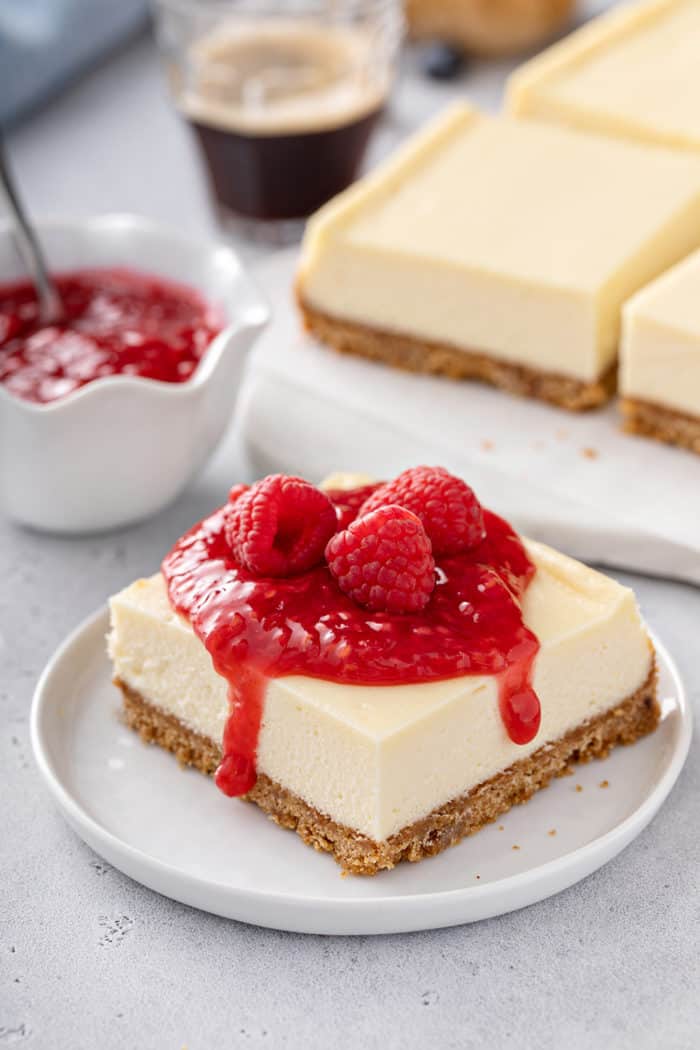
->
[303, 103, 700, 292]
[624, 248, 700, 336]
[507, 0, 700, 151]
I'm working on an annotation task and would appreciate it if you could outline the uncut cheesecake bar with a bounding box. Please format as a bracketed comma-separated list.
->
[296, 103, 700, 411]
[620, 248, 700, 455]
[108, 472, 658, 876]
[507, 0, 700, 154]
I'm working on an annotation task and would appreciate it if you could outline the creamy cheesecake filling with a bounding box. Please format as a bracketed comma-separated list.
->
[109, 540, 652, 842]
[621, 249, 700, 420]
[298, 103, 700, 384]
[507, 0, 700, 153]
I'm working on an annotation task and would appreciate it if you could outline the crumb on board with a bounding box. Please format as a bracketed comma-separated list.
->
[512, 844, 521, 851]
[582, 447, 599, 460]
[548, 829, 557, 837]
[475, 874, 481, 880]
[481, 439, 494, 451]
[575, 784, 583, 793]
[599, 779, 609, 789]
[498, 825, 504, 831]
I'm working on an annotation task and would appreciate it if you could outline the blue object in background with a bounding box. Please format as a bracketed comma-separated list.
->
[0, 0, 149, 126]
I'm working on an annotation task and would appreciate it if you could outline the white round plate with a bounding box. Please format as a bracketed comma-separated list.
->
[31, 609, 691, 935]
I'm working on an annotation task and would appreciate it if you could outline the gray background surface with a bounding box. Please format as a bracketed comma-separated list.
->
[2, 8, 699, 1049]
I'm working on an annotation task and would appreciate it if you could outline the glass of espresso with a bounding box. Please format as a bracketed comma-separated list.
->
[153, 0, 404, 241]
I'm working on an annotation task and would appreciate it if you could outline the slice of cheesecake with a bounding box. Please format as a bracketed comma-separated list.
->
[506, 0, 700, 154]
[620, 249, 700, 455]
[108, 471, 657, 875]
[296, 103, 700, 411]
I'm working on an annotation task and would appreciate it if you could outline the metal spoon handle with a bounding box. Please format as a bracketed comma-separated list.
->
[0, 135, 63, 324]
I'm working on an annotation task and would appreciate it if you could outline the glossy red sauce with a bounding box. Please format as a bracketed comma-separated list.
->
[0, 269, 222, 404]
[162, 489, 541, 798]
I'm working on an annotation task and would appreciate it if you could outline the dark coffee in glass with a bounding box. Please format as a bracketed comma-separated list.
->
[189, 107, 381, 221]
[155, 7, 402, 239]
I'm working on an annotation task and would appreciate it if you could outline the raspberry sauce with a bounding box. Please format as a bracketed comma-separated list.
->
[0, 269, 222, 404]
[162, 490, 541, 797]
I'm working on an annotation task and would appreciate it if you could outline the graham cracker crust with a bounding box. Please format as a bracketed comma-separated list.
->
[621, 397, 700, 455]
[297, 294, 616, 412]
[116, 666, 658, 876]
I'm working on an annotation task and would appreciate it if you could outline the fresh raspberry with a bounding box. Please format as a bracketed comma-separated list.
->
[225, 474, 337, 577]
[359, 466, 485, 556]
[325, 505, 435, 613]
[325, 483, 382, 530]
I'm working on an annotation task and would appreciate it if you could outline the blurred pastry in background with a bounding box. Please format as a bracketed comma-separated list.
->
[406, 0, 575, 58]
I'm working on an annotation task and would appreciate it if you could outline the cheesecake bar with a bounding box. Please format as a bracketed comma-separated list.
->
[507, 0, 700, 153]
[297, 104, 700, 410]
[621, 249, 700, 454]
[108, 469, 658, 875]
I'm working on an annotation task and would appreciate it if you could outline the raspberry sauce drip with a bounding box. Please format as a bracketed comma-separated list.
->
[163, 490, 541, 798]
[0, 269, 222, 404]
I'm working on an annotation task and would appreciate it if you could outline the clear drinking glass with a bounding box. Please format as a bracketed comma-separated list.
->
[153, 0, 404, 242]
